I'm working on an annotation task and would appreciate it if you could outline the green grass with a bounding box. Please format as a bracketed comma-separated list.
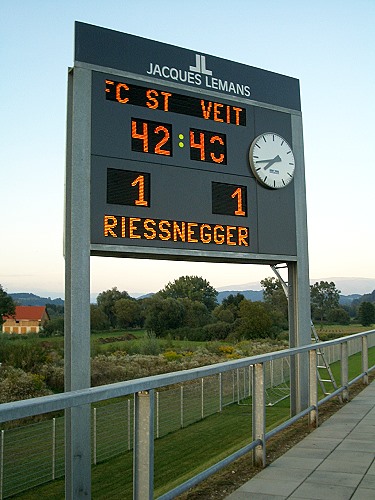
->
[11, 398, 290, 499]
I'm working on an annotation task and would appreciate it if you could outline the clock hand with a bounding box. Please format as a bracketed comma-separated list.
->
[262, 155, 282, 170]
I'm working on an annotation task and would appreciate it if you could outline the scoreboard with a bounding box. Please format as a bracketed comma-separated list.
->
[73, 22, 304, 264]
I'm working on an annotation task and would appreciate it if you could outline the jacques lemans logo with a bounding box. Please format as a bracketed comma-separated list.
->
[189, 54, 212, 75]
[146, 53, 251, 98]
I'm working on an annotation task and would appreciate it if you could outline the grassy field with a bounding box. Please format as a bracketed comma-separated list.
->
[10, 345, 375, 499]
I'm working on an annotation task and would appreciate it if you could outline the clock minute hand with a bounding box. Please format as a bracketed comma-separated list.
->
[257, 155, 282, 170]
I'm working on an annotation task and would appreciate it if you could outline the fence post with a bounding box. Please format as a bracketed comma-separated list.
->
[341, 342, 349, 402]
[181, 386, 184, 428]
[133, 390, 154, 500]
[362, 336, 369, 385]
[0, 429, 4, 500]
[156, 392, 160, 439]
[219, 373, 222, 412]
[252, 363, 266, 467]
[128, 399, 131, 451]
[236, 369, 240, 404]
[308, 350, 318, 428]
[52, 418, 56, 479]
[201, 379, 204, 420]
[93, 408, 97, 465]
[232, 370, 235, 402]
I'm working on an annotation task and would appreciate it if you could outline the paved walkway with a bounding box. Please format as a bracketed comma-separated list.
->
[227, 381, 375, 499]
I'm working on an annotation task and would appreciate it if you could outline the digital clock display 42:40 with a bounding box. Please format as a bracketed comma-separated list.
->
[131, 118, 227, 165]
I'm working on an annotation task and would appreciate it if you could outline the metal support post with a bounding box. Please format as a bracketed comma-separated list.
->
[252, 363, 266, 467]
[288, 261, 310, 415]
[341, 342, 349, 401]
[133, 391, 154, 500]
[64, 66, 92, 499]
[287, 113, 311, 415]
[362, 336, 369, 385]
[308, 350, 318, 428]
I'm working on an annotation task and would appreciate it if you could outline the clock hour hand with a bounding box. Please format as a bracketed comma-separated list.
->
[256, 155, 282, 170]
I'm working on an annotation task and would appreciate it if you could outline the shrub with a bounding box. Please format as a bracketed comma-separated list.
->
[0, 367, 52, 403]
[202, 321, 233, 340]
[167, 327, 206, 341]
[0, 341, 48, 371]
[42, 317, 64, 336]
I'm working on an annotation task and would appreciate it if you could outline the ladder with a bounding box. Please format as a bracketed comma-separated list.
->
[270, 264, 339, 396]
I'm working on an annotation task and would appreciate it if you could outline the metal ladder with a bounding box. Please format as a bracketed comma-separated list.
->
[271, 264, 339, 396]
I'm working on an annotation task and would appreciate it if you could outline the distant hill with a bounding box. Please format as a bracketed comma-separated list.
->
[219, 277, 375, 296]
[217, 290, 263, 303]
[10, 293, 64, 307]
[339, 294, 361, 306]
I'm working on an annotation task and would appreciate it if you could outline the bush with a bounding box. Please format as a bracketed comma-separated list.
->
[166, 327, 206, 341]
[235, 301, 274, 339]
[0, 340, 48, 371]
[0, 367, 52, 403]
[202, 321, 233, 341]
[327, 307, 351, 325]
[42, 317, 64, 336]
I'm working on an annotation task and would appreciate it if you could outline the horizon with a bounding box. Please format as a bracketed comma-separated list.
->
[7, 275, 375, 301]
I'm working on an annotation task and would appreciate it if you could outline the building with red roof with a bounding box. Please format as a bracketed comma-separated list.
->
[2, 306, 50, 334]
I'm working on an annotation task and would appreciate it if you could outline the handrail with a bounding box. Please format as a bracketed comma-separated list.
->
[1, 329, 373, 423]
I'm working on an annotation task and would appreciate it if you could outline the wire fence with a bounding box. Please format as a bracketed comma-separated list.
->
[1, 335, 373, 498]
[0, 358, 290, 498]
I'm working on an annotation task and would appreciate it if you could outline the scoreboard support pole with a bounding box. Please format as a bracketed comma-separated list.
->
[288, 114, 311, 415]
[64, 66, 92, 498]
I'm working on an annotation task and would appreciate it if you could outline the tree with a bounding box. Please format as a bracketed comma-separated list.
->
[46, 303, 64, 318]
[42, 317, 64, 336]
[159, 276, 218, 312]
[114, 298, 141, 328]
[144, 296, 185, 336]
[261, 277, 288, 327]
[327, 307, 350, 325]
[358, 302, 375, 327]
[0, 284, 15, 325]
[179, 298, 211, 328]
[97, 287, 132, 327]
[90, 304, 110, 331]
[310, 281, 340, 323]
[235, 300, 273, 339]
[222, 293, 245, 309]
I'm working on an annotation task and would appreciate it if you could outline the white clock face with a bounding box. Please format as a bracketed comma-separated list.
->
[249, 133, 295, 189]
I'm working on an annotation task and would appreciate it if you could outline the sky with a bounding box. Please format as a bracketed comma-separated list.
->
[1, 0, 374, 299]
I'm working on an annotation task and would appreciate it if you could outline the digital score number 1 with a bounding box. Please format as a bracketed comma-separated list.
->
[212, 182, 247, 217]
[107, 168, 150, 207]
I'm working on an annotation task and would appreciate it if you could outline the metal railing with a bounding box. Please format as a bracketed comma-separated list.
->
[0, 329, 374, 499]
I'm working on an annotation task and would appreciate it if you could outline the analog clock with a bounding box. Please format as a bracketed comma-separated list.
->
[249, 133, 295, 189]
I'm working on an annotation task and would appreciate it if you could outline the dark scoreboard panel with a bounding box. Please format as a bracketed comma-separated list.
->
[90, 72, 297, 258]
[77, 22, 300, 261]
